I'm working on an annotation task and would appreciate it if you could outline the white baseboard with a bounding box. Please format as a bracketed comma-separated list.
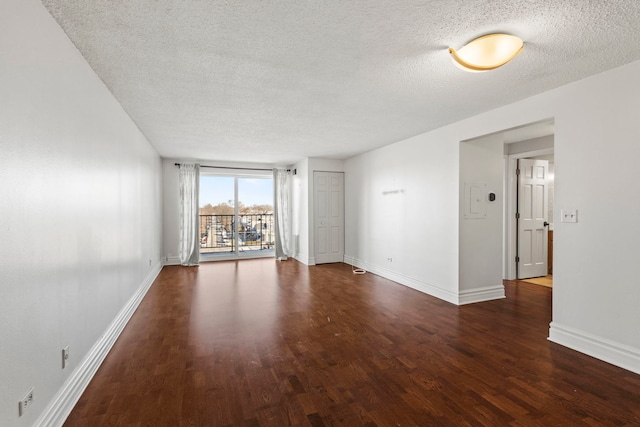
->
[293, 252, 315, 265]
[458, 285, 506, 305]
[344, 256, 459, 305]
[293, 253, 308, 265]
[163, 256, 180, 266]
[35, 261, 163, 427]
[548, 322, 640, 375]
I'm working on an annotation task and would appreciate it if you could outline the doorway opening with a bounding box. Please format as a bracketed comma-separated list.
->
[199, 173, 275, 261]
[517, 154, 554, 287]
[503, 120, 555, 286]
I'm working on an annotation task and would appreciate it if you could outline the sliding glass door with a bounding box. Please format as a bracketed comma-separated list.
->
[199, 173, 274, 259]
[199, 175, 235, 255]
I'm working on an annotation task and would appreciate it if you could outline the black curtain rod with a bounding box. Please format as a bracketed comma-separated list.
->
[174, 163, 279, 172]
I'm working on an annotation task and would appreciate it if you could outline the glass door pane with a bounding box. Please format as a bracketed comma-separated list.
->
[199, 176, 235, 255]
[237, 177, 274, 255]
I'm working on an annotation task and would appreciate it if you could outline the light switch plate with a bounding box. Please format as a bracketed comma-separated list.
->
[561, 209, 578, 223]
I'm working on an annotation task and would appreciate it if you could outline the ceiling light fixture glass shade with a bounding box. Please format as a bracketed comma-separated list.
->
[449, 34, 523, 72]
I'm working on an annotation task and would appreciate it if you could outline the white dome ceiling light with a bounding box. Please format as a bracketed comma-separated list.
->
[449, 34, 524, 72]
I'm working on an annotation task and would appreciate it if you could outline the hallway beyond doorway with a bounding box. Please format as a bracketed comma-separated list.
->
[521, 275, 553, 288]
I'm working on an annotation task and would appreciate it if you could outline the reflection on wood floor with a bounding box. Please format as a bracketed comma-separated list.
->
[64, 260, 638, 426]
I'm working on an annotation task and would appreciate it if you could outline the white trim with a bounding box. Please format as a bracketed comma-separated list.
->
[199, 168, 273, 178]
[458, 285, 506, 305]
[35, 262, 163, 427]
[293, 252, 312, 265]
[508, 147, 554, 159]
[504, 155, 518, 280]
[344, 256, 459, 305]
[163, 256, 180, 265]
[549, 322, 640, 375]
[199, 251, 275, 263]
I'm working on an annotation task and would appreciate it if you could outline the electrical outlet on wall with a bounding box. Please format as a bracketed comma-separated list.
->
[62, 346, 70, 369]
[18, 388, 34, 416]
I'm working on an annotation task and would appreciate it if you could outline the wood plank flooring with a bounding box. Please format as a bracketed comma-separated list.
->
[520, 275, 553, 288]
[64, 259, 640, 426]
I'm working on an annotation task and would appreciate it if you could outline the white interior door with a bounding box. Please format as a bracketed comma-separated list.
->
[518, 159, 549, 279]
[314, 171, 344, 264]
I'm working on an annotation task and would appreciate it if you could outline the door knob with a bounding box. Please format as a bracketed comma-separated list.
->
[543, 221, 549, 227]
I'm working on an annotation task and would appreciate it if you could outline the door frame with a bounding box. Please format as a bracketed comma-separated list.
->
[504, 147, 554, 280]
[199, 170, 275, 262]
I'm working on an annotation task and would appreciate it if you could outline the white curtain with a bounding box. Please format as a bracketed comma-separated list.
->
[179, 163, 200, 266]
[273, 168, 293, 260]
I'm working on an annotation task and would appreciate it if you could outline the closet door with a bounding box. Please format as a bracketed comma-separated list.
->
[314, 171, 344, 264]
[517, 159, 549, 279]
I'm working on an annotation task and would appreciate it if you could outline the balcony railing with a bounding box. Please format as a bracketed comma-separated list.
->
[199, 214, 275, 254]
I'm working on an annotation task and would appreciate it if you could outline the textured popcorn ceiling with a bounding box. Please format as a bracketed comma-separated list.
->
[41, 0, 640, 164]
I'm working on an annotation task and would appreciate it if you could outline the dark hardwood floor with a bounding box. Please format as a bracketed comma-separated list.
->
[64, 259, 640, 426]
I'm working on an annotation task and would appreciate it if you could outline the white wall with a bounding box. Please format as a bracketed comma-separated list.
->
[345, 59, 640, 374]
[291, 158, 309, 263]
[162, 159, 182, 264]
[459, 135, 505, 302]
[289, 157, 344, 265]
[549, 62, 640, 373]
[0, 1, 163, 425]
[506, 135, 554, 155]
[344, 134, 460, 303]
